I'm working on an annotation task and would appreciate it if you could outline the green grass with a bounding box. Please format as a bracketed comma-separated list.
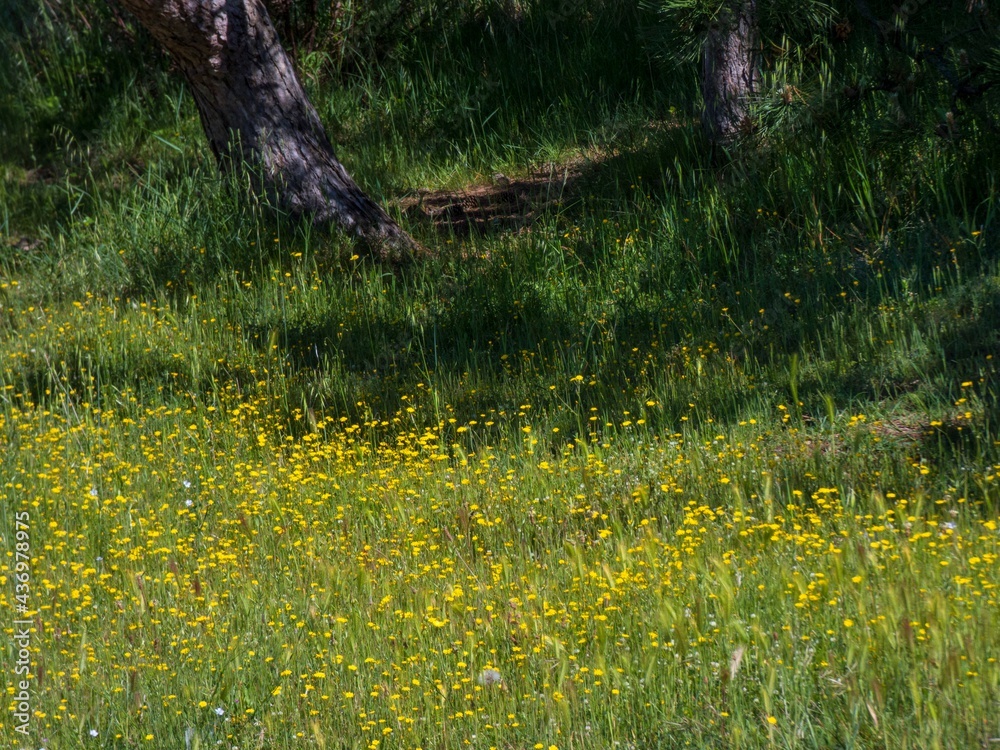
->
[2, 0, 1000, 747]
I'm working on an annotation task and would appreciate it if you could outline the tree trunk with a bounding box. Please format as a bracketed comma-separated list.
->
[701, 0, 759, 146]
[115, 0, 420, 263]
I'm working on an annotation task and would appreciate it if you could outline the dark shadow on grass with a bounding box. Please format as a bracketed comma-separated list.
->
[10, 102, 998, 452]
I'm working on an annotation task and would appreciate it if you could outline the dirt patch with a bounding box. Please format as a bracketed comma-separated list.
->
[869, 415, 932, 444]
[5, 236, 45, 253]
[19, 166, 59, 186]
[399, 160, 586, 236]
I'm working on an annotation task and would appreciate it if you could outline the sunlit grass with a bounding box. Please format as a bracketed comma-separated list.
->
[1, 285, 999, 748]
[1, 387, 1000, 748]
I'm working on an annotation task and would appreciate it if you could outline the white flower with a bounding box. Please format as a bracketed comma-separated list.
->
[477, 668, 502, 686]
[215, 706, 225, 716]
[89, 729, 98, 737]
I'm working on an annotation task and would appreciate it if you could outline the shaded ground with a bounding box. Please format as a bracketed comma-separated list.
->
[399, 159, 586, 235]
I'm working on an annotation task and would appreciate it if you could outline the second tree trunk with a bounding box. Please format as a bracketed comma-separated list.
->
[701, 0, 759, 146]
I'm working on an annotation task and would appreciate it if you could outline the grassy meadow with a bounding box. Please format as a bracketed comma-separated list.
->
[2, 1, 1000, 748]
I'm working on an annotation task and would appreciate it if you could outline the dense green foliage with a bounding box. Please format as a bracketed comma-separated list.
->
[2, 1, 1000, 748]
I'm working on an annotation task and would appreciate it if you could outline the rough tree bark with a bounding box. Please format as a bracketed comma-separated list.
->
[701, 0, 759, 146]
[115, 0, 420, 263]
